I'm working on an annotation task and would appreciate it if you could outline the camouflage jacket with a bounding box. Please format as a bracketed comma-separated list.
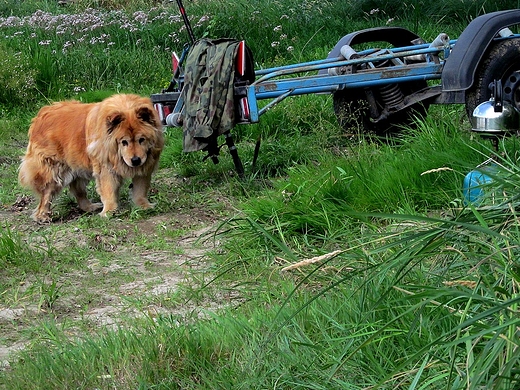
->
[182, 38, 241, 153]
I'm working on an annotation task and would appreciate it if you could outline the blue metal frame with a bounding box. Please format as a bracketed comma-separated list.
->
[151, 9, 520, 130]
[246, 42, 454, 122]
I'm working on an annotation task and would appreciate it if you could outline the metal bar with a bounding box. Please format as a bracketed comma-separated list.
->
[258, 89, 295, 117]
[175, 0, 196, 45]
[253, 74, 438, 101]
[254, 45, 452, 81]
[253, 45, 425, 76]
[255, 56, 349, 76]
[254, 63, 443, 97]
[247, 85, 260, 122]
[255, 86, 339, 100]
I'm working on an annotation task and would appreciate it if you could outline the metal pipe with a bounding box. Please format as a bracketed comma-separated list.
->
[175, 0, 196, 45]
[253, 46, 449, 84]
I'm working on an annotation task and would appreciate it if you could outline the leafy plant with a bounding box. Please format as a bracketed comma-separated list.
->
[37, 279, 62, 311]
[0, 43, 38, 106]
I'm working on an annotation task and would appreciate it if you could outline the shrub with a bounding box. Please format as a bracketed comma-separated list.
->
[0, 43, 38, 106]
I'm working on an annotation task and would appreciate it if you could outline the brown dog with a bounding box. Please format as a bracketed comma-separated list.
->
[19, 94, 164, 223]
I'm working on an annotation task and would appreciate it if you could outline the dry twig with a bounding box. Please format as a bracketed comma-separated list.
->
[281, 250, 344, 272]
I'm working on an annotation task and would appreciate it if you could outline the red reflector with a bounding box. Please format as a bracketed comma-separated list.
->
[154, 103, 172, 125]
[172, 52, 180, 74]
[239, 97, 249, 120]
[154, 103, 164, 122]
[236, 41, 246, 76]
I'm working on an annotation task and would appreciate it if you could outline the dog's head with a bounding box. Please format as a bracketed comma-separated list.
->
[88, 94, 164, 175]
[107, 105, 159, 168]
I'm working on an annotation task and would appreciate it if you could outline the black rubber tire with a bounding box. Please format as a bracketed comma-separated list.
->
[465, 38, 520, 120]
[332, 81, 429, 140]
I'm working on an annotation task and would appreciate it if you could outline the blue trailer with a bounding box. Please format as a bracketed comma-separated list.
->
[151, 7, 520, 176]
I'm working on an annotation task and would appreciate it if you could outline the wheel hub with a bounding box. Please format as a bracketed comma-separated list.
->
[503, 70, 520, 111]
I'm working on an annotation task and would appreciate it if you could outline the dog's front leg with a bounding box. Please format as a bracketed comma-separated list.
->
[131, 173, 154, 209]
[94, 169, 122, 217]
[69, 177, 102, 212]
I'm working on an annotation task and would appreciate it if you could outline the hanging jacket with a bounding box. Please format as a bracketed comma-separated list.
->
[182, 38, 241, 153]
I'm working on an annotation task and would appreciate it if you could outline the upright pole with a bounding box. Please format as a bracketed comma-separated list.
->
[175, 0, 196, 45]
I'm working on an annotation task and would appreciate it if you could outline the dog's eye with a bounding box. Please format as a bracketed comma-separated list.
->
[122, 140, 129, 147]
[139, 138, 145, 144]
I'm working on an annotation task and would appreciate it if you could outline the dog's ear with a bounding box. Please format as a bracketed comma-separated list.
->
[136, 107, 157, 126]
[106, 113, 124, 133]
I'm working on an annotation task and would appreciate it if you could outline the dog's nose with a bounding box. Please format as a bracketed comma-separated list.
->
[131, 156, 141, 166]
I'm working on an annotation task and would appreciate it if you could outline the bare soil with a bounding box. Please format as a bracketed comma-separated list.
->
[0, 191, 239, 369]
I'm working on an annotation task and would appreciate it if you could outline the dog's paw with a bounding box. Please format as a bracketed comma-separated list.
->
[32, 207, 52, 223]
[98, 209, 114, 218]
[141, 202, 155, 210]
[79, 202, 103, 212]
[134, 199, 154, 209]
[33, 213, 52, 224]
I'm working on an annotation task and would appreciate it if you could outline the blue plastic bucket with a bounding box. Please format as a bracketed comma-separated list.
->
[463, 166, 496, 205]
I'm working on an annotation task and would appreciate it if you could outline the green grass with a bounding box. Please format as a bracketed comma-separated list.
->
[1, 0, 520, 389]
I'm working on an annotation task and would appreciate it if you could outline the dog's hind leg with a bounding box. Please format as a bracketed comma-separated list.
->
[19, 158, 60, 223]
[69, 177, 102, 212]
[32, 182, 62, 223]
[131, 173, 154, 209]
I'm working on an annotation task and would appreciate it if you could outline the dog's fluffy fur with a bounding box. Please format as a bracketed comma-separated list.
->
[19, 93, 164, 223]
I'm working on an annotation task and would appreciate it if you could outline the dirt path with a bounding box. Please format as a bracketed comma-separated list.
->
[0, 205, 239, 369]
